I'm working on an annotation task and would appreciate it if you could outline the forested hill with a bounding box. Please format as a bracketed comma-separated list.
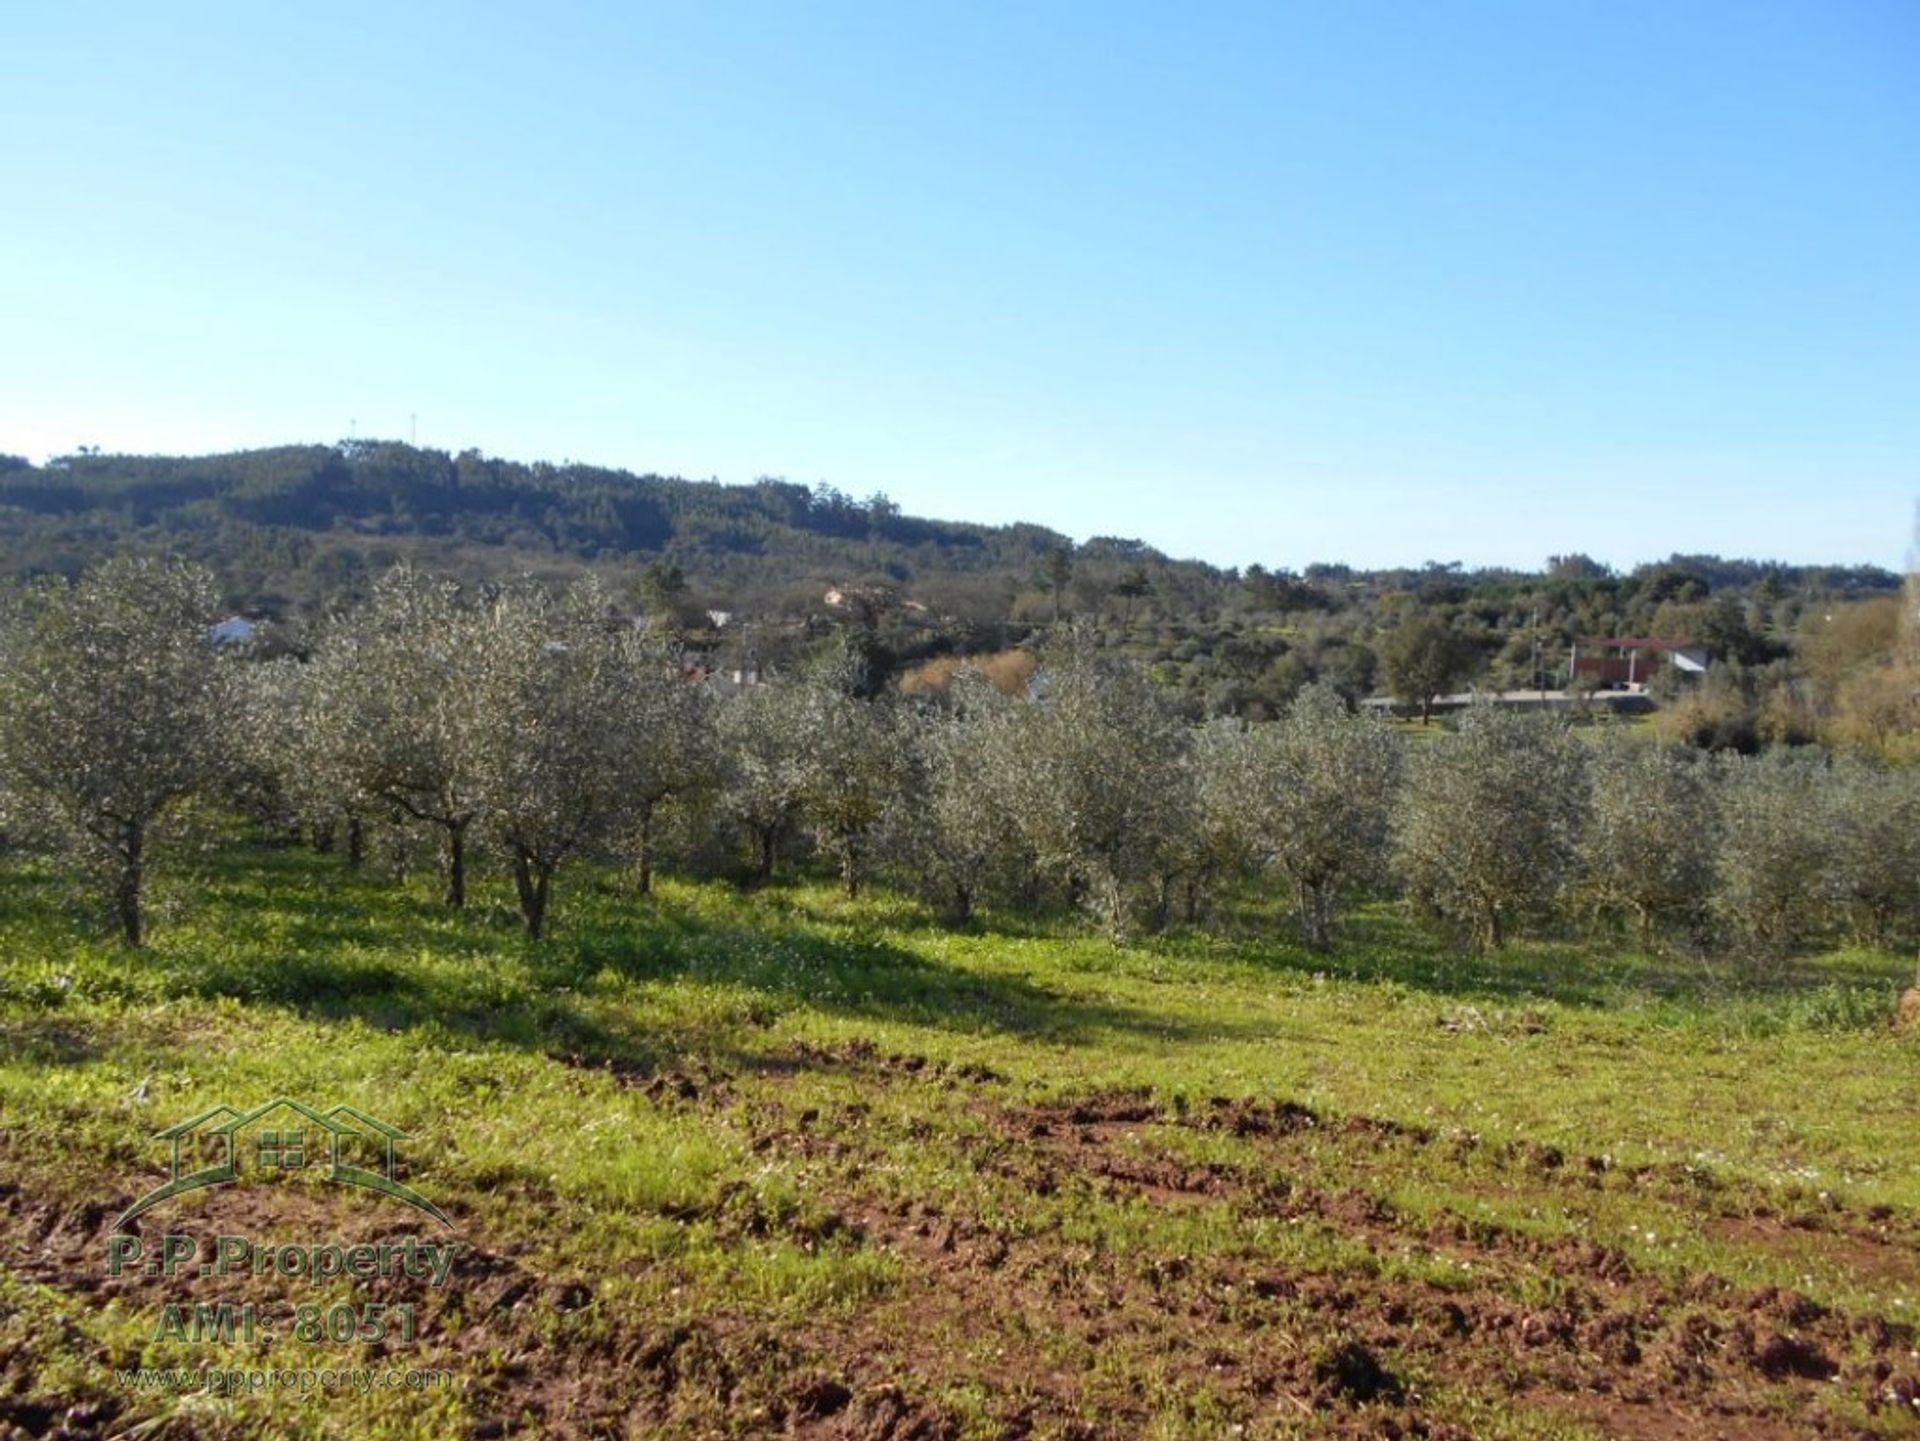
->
[0, 442, 1897, 605]
[0, 441, 1108, 616]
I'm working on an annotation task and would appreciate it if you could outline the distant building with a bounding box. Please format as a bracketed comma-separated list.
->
[207, 616, 257, 646]
[1572, 637, 1709, 689]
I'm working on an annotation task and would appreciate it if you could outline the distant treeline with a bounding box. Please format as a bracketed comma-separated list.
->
[0, 442, 1076, 611]
[0, 443, 1894, 607]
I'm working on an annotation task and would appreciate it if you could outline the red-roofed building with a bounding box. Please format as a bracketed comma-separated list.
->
[1572, 638, 1710, 688]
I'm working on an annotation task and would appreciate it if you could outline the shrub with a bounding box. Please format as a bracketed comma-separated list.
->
[0, 558, 226, 945]
[1394, 705, 1589, 950]
[1710, 749, 1838, 961]
[1574, 739, 1716, 947]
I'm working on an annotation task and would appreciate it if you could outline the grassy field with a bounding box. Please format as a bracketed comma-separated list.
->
[2, 846, 1916, 1439]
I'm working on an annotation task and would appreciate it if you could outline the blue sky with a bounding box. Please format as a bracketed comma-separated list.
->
[1, 2, 1914, 571]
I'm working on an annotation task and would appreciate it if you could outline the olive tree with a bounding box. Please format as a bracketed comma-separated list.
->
[478, 579, 652, 938]
[1573, 738, 1716, 947]
[0, 558, 226, 945]
[1825, 755, 1920, 946]
[1394, 704, 1589, 949]
[1709, 749, 1838, 961]
[891, 668, 1030, 923]
[1188, 718, 1260, 885]
[1002, 637, 1189, 941]
[789, 648, 909, 897]
[224, 656, 304, 831]
[1203, 685, 1401, 949]
[229, 656, 375, 864]
[1154, 729, 1234, 926]
[305, 566, 500, 906]
[608, 631, 714, 896]
[717, 673, 815, 883]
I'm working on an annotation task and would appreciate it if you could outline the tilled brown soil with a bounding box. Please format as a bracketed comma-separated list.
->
[3, 1045, 1917, 1439]
[949, 1091, 1920, 1437]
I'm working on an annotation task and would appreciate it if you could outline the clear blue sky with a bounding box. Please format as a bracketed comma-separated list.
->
[1, 2, 1914, 572]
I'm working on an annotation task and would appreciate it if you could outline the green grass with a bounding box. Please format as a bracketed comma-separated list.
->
[1, 842, 1915, 1438]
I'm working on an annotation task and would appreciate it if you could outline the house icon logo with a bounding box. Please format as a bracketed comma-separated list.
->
[114, 1098, 452, 1232]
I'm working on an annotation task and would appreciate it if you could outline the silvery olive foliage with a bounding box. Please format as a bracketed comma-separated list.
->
[223, 654, 302, 826]
[16, 555, 1920, 965]
[229, 656, 369, 860]
[889, 667, 1034, 923]
[1824, 755, 1920, 947]
[788, 647, 910, 897]
[1573, 738, 1717, 947]
[1709, 749, 1838, 962]
[1394, 704, 1590, 950]
[717, 666, 819, 883]
[303, 569, 712, 935]
[607, 624, 715, 898]
[1188, 718, 1262, 887]
[304, 565, 503, 906]
[1148, 734, 1220, 927]
[1201, 685, 1401, 949]
[0, 557, 227, 944]
[713, 644, 908, 894]
[1002, 633, 1190, 941]
[478, 577, 663, 938]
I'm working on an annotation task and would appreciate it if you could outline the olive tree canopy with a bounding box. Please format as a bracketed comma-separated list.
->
[891, 667, 1030, 923]
[1394, 704, 1589, 950]
[478, 578, 658, 938]
[1203, 685, 1401, 949]
[304, 565, 501, 906]
[0, 557, 226, 944]
[789, 647, 909, 897]
[1574, 738, 1716, 948]
[1003, 634, 1189, 941]
[1710, 749, 1838, 962]
[1825, 755, 1920, 947]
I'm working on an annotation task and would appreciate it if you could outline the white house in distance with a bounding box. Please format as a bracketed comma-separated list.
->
[207, 616, 258, 647]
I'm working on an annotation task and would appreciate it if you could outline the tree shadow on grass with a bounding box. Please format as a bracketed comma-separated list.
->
[0, 1016, 103, 1066]
[15, 845, 1906, 1081]
[1199, 900, 1911, 1014]
[111, 852, 1275, 1069]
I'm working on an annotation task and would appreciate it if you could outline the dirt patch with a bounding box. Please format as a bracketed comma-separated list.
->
[1706, 1214, 1920, 1292]
[782, 1038, 1009, 1086]
[930, 1088, 1920, 1438]
[547, 1050, 734, 1104]
[0, 1162, 957, 1441]
[1525, 1392, 1815, 1441]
